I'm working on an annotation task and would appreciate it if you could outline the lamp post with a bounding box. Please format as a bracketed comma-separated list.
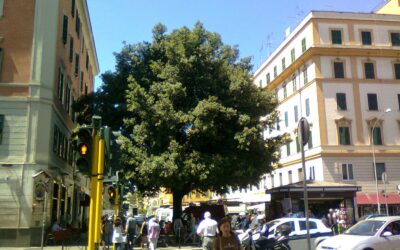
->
[372, 108, 391, 214]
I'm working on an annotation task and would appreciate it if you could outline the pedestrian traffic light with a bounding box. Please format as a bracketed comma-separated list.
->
[75, 127, 93, 176]
[108, 186, 116, 205]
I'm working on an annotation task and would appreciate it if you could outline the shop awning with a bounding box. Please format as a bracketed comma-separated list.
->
[357, 193, 400, 205]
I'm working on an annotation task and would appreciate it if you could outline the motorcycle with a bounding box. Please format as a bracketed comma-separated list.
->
[238, 225, 291, 250]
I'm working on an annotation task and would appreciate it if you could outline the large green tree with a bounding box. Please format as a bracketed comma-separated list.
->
[119, 22, 283, 219]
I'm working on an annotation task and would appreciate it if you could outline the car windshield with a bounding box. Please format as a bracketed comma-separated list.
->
[266, 220, 282, 228]
[344, 220, 385, 236]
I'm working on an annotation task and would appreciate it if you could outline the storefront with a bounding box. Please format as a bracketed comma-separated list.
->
[266, 181, 361, 224]
[356, 193, 400, 217]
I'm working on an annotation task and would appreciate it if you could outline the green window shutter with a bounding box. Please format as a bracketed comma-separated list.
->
[274, 66, 277, 77]
[305, 98, 310, 116]
[294, 105, 298, 122]
[62, 15, 68, 45]
[286, 143, 291, 156]
[74, 53, 79, 76]
[75, 12, 80, 38]
[291, 48, 295, 63]
[285, 112, 288, 127]
[361, 31, 372, 45]
[307, 131, 313, 149]
[372, 127, 382, 145]
[339, 127, 350, 145]
[302, 38, 306, 53]
[296, 136, 300, 152]
[282, 57, 286, 70]
[0, 114, 4, 144]
[71, 0, 75, 17]
[331, 30, 342, 44]
[69, 37, 74, 63]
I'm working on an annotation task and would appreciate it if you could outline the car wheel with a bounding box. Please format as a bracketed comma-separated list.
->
[363, 248, 374, 250]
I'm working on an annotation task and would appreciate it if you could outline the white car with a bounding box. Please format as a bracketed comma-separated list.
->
[316, 216, 400, 250]
[265, 217, 332, 240]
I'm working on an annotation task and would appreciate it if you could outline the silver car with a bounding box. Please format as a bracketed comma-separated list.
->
[317, 216, 400, 250]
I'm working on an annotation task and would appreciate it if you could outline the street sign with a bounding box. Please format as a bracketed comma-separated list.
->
[298, 117, 310, 146]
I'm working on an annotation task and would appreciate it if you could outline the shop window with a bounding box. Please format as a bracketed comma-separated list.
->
[342, 163, 354, 180]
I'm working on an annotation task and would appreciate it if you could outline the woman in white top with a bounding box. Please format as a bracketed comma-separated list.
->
[112, 217, 126, 250]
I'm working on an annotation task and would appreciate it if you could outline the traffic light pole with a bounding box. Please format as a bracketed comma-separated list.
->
[94, 138, 105, 246]
[88, 132, 99, 250]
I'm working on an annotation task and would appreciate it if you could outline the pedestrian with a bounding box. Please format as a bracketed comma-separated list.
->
[126, 213, 137, 249]
[139, 217, 148, 249]
[112, 217, 126, 250]
[148, 217, 161, 250]
[184, 213, 197, 244]
[213, 217, 241, 250]
[196, 211, 218, 250]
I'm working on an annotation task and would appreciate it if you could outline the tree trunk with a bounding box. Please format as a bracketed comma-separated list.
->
[172, 191, 184, 221]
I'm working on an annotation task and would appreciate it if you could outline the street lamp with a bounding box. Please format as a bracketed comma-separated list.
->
[372, 108, 391, 215]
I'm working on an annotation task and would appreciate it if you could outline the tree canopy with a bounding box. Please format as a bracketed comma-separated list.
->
[74, 22, 284, 219]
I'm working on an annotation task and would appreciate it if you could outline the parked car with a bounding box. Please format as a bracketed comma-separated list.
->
[316, 216, 400, 250]
[265, 217, 332, 240]
[358, 213, 386, 221]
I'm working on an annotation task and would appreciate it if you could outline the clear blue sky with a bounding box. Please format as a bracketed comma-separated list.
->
[87, 0, 384, 89]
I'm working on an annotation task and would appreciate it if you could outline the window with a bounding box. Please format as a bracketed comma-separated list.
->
[0, 0, 4, 17]
[276, 117, 280, 131]
[301, 38, 306, 53]
[285, 111, 288, 127]
[65, 84, 70, 112]
[303, 68, 308, 84]
[398, 94, 400, 110]
[294, 105, 298, 122]
[62, 15, 68, 45]
[75, 11, 80, 38]
[85, 84, 88, 95]
[361, 31, 372, 45]
[279, 173, 283, 186]
[282, 57, 286, 70]
[57, 68, 64, 102]
[338, 127, 350, 145]
[367, 93, 378, 110]
[296, 136, 300, 152]
[53, 125, 58, 153]
[288, 170, 293, 184]
[305, 98, 310, 116]
[291, 48, 295, 63]
[286, 143, 291, 156]
[274, 66, 277, 77]
[308, 131, 313, 149]
[292, 75, 297, 91]
[309, 166, 315, 180]
[298, 168, 303, 181]
[391, 32, 400, 46]
[331, 30, 342, 44]
[86, 52, 89, 70]
[300, 221, 317, 230]
[334, 62, 344, 78]
[371, 127, 382, 145]
[395, 63, 400, 80]
[266, 73, 270, 84]
[259, 80, 262, 88]
[283, 84, 287, 98]
[375, 163, 385, 181]
[342, 163, 354, 180]
[69, 36, 74, 63]
[74, 53, 79, 76]
[0, 115, 4, 144]
[364, 62, 375, 79]
[71, 0, 75, 17]
[271, 175, 275, 188]
[336, 93, 347, 110]
[80, 72, 84, 93]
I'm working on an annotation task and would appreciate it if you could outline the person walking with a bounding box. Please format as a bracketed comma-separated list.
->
[213, 217, 241, 250]
[148, 217, 161, 250]
[197, 211, 218, 250]
[112, 217, 126, 250]
[126, 213, 138, 249]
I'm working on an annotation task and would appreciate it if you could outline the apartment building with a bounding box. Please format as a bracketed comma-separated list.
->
[254, 1, 400, 222]
[0, 0, 98, 246]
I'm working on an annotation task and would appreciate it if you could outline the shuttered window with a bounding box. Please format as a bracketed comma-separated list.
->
[62, 15, 68, 45]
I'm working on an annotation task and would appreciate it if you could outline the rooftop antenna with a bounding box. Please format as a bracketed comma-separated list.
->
[257, 32, 274, 68]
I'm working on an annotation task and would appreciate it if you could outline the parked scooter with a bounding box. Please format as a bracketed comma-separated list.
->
[238, 225, 291, 250]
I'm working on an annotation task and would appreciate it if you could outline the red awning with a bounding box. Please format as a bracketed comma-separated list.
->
[357, 193, 400, 205]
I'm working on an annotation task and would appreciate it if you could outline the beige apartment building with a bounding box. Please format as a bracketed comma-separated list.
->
[0, 0, 98, 246]
[254, 0, 400, 222]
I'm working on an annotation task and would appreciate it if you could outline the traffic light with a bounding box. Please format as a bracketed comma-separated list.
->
[108, 186, 117, 205]
[75, 127, 93, 176]
[103, 127, 123, 174]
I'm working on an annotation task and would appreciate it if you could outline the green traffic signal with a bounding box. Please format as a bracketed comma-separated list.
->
[75, 127, 92, 175]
